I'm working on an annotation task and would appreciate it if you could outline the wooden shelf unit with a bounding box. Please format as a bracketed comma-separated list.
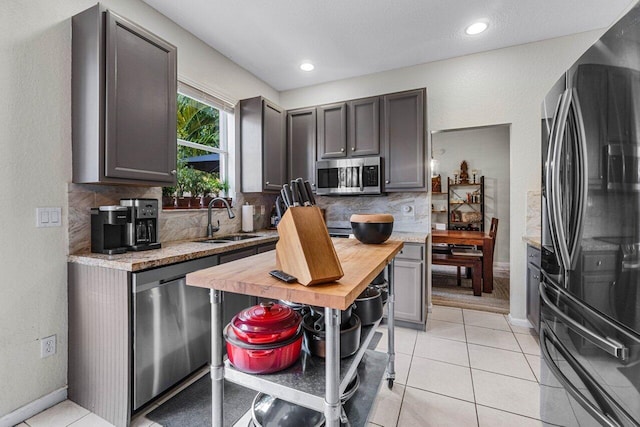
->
[447, 176, 485, 231]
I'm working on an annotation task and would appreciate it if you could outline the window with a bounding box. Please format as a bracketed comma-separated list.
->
[163, 82, 234, 207]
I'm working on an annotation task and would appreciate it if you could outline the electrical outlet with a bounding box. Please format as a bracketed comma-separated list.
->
[402, 204, 415, 217]
[41, 335, 56, 358]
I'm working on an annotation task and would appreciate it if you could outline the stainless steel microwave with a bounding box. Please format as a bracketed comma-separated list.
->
[604, 143, 640, 191]
[316, 156, 383, 195]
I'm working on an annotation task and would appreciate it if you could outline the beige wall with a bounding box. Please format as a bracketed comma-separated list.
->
[280, 33, 605, 323]
[0, 0, 277, 418]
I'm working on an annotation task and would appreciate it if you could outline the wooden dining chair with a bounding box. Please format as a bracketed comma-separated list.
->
[451, 218, 498, 287]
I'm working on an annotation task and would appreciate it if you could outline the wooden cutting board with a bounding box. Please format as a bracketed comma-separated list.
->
[186, 238, 403, 310]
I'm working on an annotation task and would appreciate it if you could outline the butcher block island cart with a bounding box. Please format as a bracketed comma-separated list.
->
[186, 237, 403, 427]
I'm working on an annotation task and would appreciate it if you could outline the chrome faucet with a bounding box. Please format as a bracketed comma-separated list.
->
[207, 197, 235, 237]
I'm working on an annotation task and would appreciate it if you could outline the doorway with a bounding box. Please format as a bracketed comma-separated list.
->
[430, 124, 510, 313]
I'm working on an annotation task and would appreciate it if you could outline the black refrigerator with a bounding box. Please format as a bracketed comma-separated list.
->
[540, 4, 640, 426]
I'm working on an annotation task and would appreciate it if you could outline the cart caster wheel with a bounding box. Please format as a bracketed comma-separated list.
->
[387, 379, 394, 389]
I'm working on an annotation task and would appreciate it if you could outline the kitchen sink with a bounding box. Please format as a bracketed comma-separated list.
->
[196, 235, 259, 244]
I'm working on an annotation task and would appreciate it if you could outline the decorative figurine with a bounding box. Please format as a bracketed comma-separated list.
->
[459, 161, 469, 184]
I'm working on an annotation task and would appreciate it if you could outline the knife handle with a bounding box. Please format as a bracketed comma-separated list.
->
[275, 196, 284, 220]
[296, 178, 311, 206]
[304, 180, 316, 205]
[290, 181, 300, 206]
[282, 184, 292, 207]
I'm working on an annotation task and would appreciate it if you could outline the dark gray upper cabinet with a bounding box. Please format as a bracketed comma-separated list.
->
[72, 5, 177, 185]
[348, 96, 380, 156]
[317, 102, 347, 159]
[240, 96, 286, 192]
[382, 89, 426, 191]
[287, 107, 317, 188]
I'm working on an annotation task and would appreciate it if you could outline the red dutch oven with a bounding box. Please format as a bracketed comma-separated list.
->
[225, 302, 303, 374]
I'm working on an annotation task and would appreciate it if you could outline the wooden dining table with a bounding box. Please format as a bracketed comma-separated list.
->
[431, 229, 495, 293]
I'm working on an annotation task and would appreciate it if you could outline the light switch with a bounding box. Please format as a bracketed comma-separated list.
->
[36, 207, 62, 228]
[50, 208, 61, 225]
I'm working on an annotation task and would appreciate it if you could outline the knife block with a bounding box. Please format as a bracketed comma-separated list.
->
[275, 206, 344, 286]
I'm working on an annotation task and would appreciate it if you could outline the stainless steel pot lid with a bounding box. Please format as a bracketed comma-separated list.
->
[251, 392, 325, 427]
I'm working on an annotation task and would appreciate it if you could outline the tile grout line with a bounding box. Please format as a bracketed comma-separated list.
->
[462, 310, 481, 427]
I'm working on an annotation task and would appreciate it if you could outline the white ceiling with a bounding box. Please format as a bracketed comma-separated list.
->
[142, 0, 634, 91]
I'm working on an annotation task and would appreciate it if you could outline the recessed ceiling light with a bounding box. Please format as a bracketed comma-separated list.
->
[300, 62, 314, 71]
[465, 22, 488, 35]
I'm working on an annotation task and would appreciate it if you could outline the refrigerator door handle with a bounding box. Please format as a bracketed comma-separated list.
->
[540, 281, 629, 360]
[566, 89, 588, 269]
[540, 324, 626, 427]
[546, 90, 571, 273]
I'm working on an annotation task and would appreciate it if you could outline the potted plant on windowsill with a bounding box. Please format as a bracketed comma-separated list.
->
[210, 179, 232, 207]
[175, 165, 190, 208]
[200, 174, 218, 208]
[162, 186, 176, 208]
[183, 167, 205, 209]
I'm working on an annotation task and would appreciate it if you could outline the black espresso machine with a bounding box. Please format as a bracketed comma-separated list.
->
[120, 198, 161, 251]
[90, 205, 130, 254]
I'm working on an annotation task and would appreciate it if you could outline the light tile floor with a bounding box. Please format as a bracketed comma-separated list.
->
[17, 306, 556, 427]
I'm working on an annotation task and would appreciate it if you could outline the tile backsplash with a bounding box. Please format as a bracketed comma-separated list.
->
[316, 192, 430, 232]
[67, 183, 426, 254]
[67, 183, 276, 254]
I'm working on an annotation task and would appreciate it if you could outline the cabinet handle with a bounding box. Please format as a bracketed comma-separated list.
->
[265, 181, 270, 185]
[351, 147, 355, 151]
[340, 148, 345, 152]
[596, 260, 602, 266]
[534, 275, 540, 280]
[170, 169, 177, 175]
[385, 180, 390, 184]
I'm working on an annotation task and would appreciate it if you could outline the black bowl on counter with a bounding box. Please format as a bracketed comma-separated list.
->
[350, 214, 394, 244]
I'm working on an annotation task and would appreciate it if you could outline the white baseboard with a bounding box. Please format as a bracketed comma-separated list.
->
[0, 387, 67, 427]
[508, 314, 532, 329]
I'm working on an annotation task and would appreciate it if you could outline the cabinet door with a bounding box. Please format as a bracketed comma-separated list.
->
[318, 102, 347, 158]
[382, 89, 425, 190]
[348, 97, 380, 156]
[393, 259, 423, 323]
[287, 107, 317, 188]
[526, 262, 541, 333]
[104, 11, 177, 183]
[263, 100, 287, 191]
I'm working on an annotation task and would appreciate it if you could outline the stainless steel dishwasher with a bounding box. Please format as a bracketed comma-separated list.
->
[132, 255, 218, 410]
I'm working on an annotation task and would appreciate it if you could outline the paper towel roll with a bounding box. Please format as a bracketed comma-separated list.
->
[242, 204, 254, 232]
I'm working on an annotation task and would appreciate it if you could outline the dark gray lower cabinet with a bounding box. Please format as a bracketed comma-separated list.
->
[526, 244, 541, 332]
[382, 89, 426, 191]
[393, 243, 426, 329]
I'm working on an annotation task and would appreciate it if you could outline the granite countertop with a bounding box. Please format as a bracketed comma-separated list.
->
[522, 235, 541, 249]
[68, 230, 279, 272]
[389, 230, 429, 243]
[68, 229, 428, 272]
